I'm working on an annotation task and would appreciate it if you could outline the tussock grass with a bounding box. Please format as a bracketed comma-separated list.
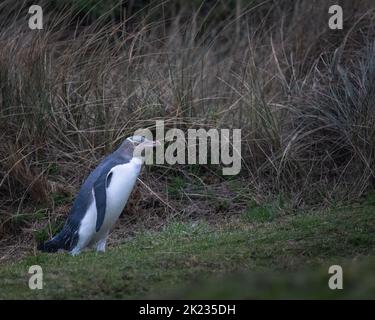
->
[0, 1, 374, 245]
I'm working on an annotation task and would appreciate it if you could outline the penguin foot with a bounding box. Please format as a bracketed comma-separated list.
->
[96, 239, 107, 253]
[70, 247, 82, 256]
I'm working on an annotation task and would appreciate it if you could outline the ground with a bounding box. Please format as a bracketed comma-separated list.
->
[0, 202, 374, 299]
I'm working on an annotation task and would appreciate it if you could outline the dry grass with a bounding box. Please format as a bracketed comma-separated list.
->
[0, 0, 375, 252]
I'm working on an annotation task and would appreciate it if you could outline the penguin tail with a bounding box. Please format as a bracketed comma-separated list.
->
[38, 236, 63, 253]
[38, 226, 78, 253]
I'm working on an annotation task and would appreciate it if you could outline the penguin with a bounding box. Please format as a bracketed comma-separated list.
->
[38, 136, 160, 255]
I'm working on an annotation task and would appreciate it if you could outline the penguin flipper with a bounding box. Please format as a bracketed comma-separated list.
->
[93, 169, 112, 232]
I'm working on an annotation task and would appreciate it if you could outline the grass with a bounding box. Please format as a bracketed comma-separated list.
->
[0, 204, 374, 299]
[242, 204, 278, 222]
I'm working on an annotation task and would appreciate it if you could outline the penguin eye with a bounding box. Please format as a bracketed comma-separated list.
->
[128, 135, 145, 144]
[134, 136, 145, 143]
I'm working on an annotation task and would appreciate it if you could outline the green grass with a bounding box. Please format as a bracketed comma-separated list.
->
[242, 204, 279, 222]
[0, 205, 374, 299]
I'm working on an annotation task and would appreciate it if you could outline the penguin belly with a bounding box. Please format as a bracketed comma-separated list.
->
[71, 193, 98, 254]
[92, 158, 142, 242]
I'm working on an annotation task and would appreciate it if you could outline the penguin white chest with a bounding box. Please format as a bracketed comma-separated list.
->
[100, 158, 142, 233]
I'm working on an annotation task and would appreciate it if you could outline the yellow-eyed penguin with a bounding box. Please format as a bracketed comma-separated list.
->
[38, 136, 160, 255]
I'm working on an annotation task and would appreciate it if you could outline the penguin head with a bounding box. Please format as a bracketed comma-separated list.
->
[117, 136, 160, 159]
[127, 135, 160, 148]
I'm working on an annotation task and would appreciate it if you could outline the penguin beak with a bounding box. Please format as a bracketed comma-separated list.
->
[142, 139, 161, 148]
